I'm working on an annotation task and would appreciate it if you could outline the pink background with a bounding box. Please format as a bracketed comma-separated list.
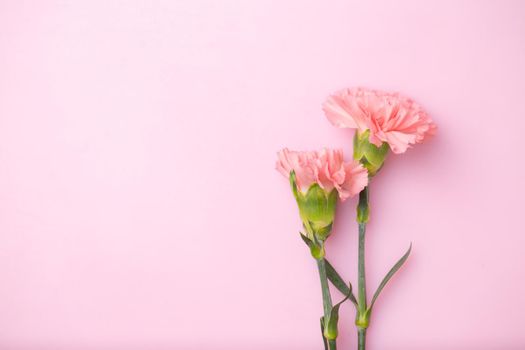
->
[1, 1, 524, 349]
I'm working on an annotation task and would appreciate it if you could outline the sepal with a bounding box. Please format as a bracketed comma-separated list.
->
[353, 130, 389, 176]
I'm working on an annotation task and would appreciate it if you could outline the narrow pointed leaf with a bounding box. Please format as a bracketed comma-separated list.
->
[369, 243, 412, 311]
[300, 235, 358, 305]
[323, 285, 352, 340]
[323, 259, 348, 294]
[325, 260, 358, 307]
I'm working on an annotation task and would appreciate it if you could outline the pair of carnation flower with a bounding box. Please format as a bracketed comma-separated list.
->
[277, 87, 436, 348]
[277, 87, 436, 202]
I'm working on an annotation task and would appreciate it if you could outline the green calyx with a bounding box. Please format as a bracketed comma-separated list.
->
[353, 130, 389, 177]
[290, 172, 338, 253]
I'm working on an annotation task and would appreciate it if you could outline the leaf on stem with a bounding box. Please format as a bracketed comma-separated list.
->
[323, 284, 352, 340]
[368, 243, 412, 312]
[300, 233, 358, 306]
[325, 260, 358, 307]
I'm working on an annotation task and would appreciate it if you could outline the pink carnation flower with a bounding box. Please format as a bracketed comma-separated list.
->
[276, 148, 368, 201]
[323, 87, 436, 154]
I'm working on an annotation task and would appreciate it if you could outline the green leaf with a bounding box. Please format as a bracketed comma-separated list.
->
[325, 260, 358, 307]
[323, 285, 352, 340]
[299, 235, 358, 305]
[368, 243, 412, 311]
[324, 259, 349, 294]
[320, 317, 328, 350]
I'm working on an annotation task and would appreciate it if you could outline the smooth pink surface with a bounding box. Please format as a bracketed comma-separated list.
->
[0, 1, 524, 349]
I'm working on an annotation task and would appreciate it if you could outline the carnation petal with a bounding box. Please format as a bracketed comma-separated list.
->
[323, 94, 361, 129]
[276, 148, 368, 200]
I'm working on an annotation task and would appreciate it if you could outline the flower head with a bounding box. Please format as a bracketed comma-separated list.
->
[323, 87, 436, 155]
[276, 148, 368, 255]
[276, 148, 368, 201]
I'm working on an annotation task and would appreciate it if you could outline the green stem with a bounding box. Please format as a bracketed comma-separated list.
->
[358, 221, 367, 314]
[317, 258, 335, 350]
[317, 258, 333, 323]
[356, 186, 369, 349]
[358, 328, 366, 350]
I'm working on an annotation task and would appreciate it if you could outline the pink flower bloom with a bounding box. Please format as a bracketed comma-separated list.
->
[323, 87, 437, 154]
[276, 148, 368, 201]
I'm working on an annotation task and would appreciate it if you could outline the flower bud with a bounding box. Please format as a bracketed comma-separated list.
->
[353, 130, 389, 176]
